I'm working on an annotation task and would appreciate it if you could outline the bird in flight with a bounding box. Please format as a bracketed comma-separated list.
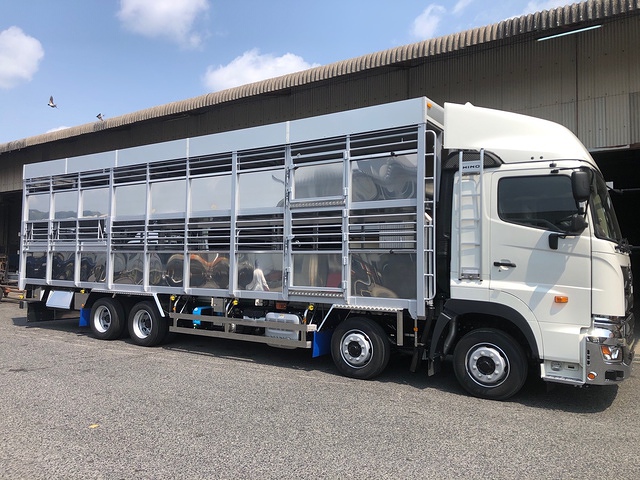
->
[48, 96, 57, 108]
[96, 113, 104, 121]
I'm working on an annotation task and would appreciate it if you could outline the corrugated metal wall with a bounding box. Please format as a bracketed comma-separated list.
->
[1, 9, 639, 195]
[407, 15, 640, 151]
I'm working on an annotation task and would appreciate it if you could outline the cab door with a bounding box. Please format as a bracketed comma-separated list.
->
[488, 169, 592, 364]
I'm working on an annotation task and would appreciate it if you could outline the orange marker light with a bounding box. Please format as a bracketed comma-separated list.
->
[554, 296, 569, 304]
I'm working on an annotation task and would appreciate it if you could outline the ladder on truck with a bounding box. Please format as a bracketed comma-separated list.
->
[423, 129, 438, 302]
[457, 150, 484, 280]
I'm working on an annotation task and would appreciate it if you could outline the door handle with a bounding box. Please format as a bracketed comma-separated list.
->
[493, 261, 516, 268]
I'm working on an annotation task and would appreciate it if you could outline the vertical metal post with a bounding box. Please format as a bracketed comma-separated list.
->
[229, 151, 238, 297]
[416, 123, 426, 319]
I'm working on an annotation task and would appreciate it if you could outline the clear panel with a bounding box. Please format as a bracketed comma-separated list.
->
[351, 252, 416, 299]
[150, 179, 186, 215]
[25, 252, 47, 279]
[82, 188, 109, 217]
[238, 170, 285, 209]
[114, 184, 146, 217]
[293, 163, 342, 199]
[292, 253, 342, 288]
[591, 174, 622, 242]
[80, 253, 107, 282]
[28, 194, 50, 220]
[53, 220, 76, 241]
[113, 252, 144, 285]
[237, 252, 283, 292]
[78, 219, 106, 242]
[148, 253, 166, 286]
[498, 176, 578, 231]
[26, 222, 49, 242]
[54, 191, 78, 219]
[191, 176, 232, 212]
[52, 252, 75, 281]
[351, 153, 418, 201]
[166, 252, 231, 289]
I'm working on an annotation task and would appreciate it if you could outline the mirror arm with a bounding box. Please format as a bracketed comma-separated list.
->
[549, 233, 565, 250]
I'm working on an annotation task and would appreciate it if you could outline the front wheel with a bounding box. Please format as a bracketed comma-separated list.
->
[331, 317, 390, 379]
[453, 328, 528, 400]
[128, 301, 168, 347]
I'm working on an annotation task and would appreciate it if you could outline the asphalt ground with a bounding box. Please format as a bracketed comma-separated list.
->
[1, 298, 639, 479]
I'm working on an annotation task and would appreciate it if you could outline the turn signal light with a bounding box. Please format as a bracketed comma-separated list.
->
[554, 296, 569, 304]
[601, 345, 621, 361]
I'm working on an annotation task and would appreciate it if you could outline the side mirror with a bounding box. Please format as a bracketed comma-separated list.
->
[571, 170, 591, 203]
[549, 214, 588, 250]
[567, 213, 588, 235]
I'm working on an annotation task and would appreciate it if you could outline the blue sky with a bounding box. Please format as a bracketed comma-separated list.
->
[0, 0, 570, 144]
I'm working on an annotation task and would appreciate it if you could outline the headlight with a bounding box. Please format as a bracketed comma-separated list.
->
[586, 327, 615, 343]
[600, 345, 622, 361]
[590, 317, 626, 340]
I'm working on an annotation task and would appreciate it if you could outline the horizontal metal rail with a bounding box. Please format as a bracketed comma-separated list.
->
[169, 312, 317, 349]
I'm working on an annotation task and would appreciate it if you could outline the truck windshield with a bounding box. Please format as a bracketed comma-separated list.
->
[590, 172, 622, 243]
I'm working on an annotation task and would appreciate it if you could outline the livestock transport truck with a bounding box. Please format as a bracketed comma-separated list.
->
[20, 98, 635, 400]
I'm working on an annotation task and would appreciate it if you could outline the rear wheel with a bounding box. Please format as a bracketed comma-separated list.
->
[453, 328, 527, 400]
[89, 297, 126, 340]
[128, 301, 168, 347]
[331, 317, 390, 379]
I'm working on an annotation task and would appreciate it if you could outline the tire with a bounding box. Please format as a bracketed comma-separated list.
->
[453, 328, 528, 401]
[90, 297, 126, 340]
[127, 300, 168, 347]
[331, 317, 390, 379]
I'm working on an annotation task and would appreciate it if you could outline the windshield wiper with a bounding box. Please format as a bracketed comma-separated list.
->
[616, 238, 632, 254]
[609, 187, 640, 195]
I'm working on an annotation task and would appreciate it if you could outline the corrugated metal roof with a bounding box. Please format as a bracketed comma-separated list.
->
[2, 0, 638, 154]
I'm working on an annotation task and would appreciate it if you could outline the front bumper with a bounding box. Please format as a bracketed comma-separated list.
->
[585, 312, 635, 385]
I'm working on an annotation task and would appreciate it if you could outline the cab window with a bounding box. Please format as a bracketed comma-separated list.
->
[498, 175, 578, 231]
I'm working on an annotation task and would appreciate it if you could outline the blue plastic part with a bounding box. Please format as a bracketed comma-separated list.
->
[312, 330, 332, 358]
[79, 308, 90, 327]
[192, 306, 213, 315]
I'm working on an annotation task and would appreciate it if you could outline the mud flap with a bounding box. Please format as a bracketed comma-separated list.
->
[79, 308, 90, 327]
[312, 330, 332, 357]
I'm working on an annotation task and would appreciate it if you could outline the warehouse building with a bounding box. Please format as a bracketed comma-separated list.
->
[1, 0, 638, 282]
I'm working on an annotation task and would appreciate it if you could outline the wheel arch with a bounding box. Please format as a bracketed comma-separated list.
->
[85, 292, 165, 316]
[431, 299, 540, 362]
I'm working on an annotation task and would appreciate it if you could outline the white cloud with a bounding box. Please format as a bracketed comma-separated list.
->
[411, 5, 447, 39]
[0, 26, 44, 89]
[523, 1, 570, 15]
[203, 49, 320, 92]
[453, 0, 474, 15]
[117, 0, 209, 48]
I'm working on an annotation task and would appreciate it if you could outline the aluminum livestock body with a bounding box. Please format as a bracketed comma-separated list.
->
[20, 98, 635, 400]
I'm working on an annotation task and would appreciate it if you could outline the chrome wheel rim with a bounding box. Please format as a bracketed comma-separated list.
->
[132, 309, 152, 339]
[93, 305, 111, 333]
[339, 330, 373, 368]
[465, 343, 509, 387]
